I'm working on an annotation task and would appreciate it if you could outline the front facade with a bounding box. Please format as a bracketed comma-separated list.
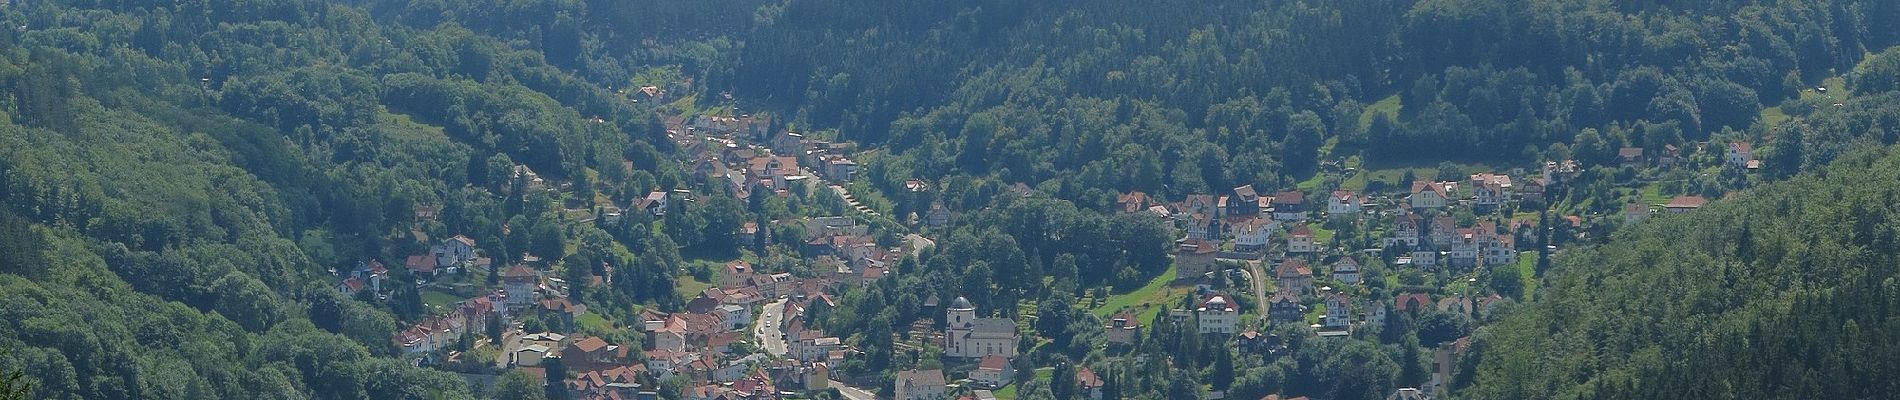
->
[895, 369, 947, 400]
[945, 297, 1020, 359]
[1196, 293, 1240, 334]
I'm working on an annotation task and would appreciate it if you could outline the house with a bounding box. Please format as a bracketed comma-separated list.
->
[635, 191, 669, 216]
[944, 297, 1019, 358]
[1196, 293, 1240, 334]
[1409, 181, 1450, 209]
[1543, 160, 1581, 184]
[1076, 367, 1106, 400]
[1323, 293, 1353, 329]
[1428, 216, 1458, 249]
[719, 261, 756, 289]
[895, 369, 947, 400]
[1623, 200, 1651, 225]
[1327, 190, 1363, 216]
[336, 277, 366, 296]
[1118, 191, 1152, 214]
[1430, 337, 1472, 396]
[1385, 213, 1424, 248]
[1230, 217, 1277, 253]
[1618, 147, 1646, 166]
[1519, 178, 1547, 205]
[502, 265, 540, 307]
[1362, 299, 1389, 327]
[1269, 191, 1307, 221]
[1287, 224, 1318, 254]
[429, 236, 477, 274]
[1268, 291, 1304, 324]
[1660, 144, 1682, 168]
[971, 355, 1014, 388]
[562, 336, 623, 372]
[1447, 229, 1480, 269]
[1332, 257, 1362, 285]
[1469, 173, 1512, 210]
[1389, 388, 1432, 400]
[1395, 293, 1433, 314]
[823, 156, 859, 181]
[1276, 259, 1315, 295]
[1170, 240, 1216, 280]
[925, 202, 953, 229]
[405, 255, 438, 279]
[1229, 185, 1262, 216]
[1665, 196, 1707, 213]
[771, 132, 806, 155]
[1184, 194, 1219, 218]
[1186, 213, 1221, 242]
[717, 304, 751, 331]
[1104, 310, 1140, 345]
[1727, 141, 1754, 169]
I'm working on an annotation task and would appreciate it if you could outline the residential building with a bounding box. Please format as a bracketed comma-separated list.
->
[1332, 257, 1362, 285]
[1268, 291, 1303, 324]
[1287, 224, 1318, 254]
[1269, 190, 1307, 221]
[1323, 294, 1352, 329]
[971, 355, 1014, 388]
[1196, 293, 1240, 334]
[1665, 196, 1707, 213]
[1276, 259, 1315, 295]
[895, 369, 947, 400]
[1328, 190, 1363, 216]
[502, 265, 539, 307]
[1410, 181, 1450, 209]
[1104, 310, 1140, 345]
[1175, 240, 1219, 280]
[1727, 141, 1754, 169]
[1231, 217, 1276, 252]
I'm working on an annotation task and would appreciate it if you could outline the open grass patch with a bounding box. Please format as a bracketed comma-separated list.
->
[421, 289, 465, 313]
[1092, 265, 1193, 323]
[1359, 94, 1402, 131]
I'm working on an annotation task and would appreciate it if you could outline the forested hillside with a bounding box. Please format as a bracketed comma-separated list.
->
[0, 0, 681, 398]
[723, 0, 1900, 208]
[1457, 145, 1900, 399]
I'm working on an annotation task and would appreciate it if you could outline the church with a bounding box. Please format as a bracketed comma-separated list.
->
[944, 296, 1019, 359]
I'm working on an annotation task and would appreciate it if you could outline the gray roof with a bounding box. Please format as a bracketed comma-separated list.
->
[950, 296, 974, 310]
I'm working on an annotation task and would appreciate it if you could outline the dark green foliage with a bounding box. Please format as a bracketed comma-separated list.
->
[1461, 147, 1900, 399]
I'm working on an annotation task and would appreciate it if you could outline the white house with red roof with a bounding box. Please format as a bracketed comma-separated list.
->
[1327, 190, 1363, 216]
[1287, 224, 1318, 254]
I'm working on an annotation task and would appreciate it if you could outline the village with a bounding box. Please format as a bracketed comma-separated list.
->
[332, 82, 1768, 400]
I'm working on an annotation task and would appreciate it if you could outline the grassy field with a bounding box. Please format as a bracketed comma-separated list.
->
[1760, 76, 1848, 128]
[992, 368, 1056, 400]
[676, 275, 715, 299]
[576, 311, 613, 332]
[421, 289, 464, 313]
[1091, 265, 1192, 323]
[1517, 251, 1539, 300]
[1359, 94, 1403, 131]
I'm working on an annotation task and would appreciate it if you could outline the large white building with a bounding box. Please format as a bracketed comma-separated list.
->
[945, 297, 1020, 359]
[1196, 293, 1239, 334]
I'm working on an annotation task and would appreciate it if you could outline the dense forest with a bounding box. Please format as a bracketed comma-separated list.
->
[1457, 145, 1900, 399]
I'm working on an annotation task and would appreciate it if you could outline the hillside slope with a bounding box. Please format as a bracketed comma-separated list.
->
[1458, 147, 1900, 398]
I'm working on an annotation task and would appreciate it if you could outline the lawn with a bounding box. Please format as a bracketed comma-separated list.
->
[1516, 251, 1539, 300]
[1091, 265, 1192, 323]
[1760, 76, 1848, 128]
[576, 311, 613, 332]
[993, 368, 1056, 400]
[1358, 94, 1403, 131]
[676, 275, 715, 299]
[421, 289, 464, 313]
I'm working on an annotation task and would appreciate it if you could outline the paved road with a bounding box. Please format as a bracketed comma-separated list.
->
[755, 299, 789, 357]
[1246, 259, 1271, 316]
[829, 380, 877, 400]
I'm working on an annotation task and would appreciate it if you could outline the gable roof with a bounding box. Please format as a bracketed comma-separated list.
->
[1276, 259, 1313, 279]
[977, 355, 1009, 371]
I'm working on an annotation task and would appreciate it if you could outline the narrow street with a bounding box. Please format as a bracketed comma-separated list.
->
[829, 380, 878, 400]
[754, 299, 789, 357]
[1246, 259, 1271, 317]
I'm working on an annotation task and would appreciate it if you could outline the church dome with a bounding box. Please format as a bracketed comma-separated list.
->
[950, 296, 974, 310]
